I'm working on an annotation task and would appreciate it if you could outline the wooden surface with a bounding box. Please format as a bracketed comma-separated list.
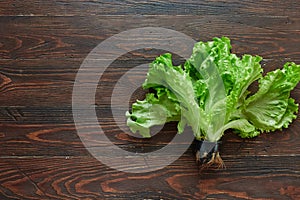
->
[0, 0, 299, 199]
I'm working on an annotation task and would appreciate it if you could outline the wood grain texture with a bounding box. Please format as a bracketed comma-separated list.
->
[0, 0, 299, 17]
[0, 107, 299, 157]
[0, 16, 299, 60]
[0, 156, 299, 199]
[1, 0, 300, 199]
[1, 58, 299, 107]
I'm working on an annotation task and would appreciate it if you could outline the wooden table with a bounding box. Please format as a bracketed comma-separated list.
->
[0, 1, 299, 199]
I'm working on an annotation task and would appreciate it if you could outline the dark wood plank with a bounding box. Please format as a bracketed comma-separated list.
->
[0, 123, 86, 157]
[0, 0, 299, 17]
[1, 15, 299, 109]
[0, 16, 299, 60]
[0, 107, 299, 156]
[0, 58, 299, 107]
[0, 156, 299, 199]
[0, 15, 299, 111]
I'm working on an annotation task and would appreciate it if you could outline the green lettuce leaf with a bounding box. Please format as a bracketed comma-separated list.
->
[142, 53, 208, 139]
[241, 62, 300, 134]
[125, 91, 180, 137]
[126, 37, 300, 142]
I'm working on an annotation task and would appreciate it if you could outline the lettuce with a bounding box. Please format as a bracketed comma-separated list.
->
[126, 37, 300, 142]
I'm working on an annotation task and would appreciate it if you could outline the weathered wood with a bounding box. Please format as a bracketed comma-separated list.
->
[0, 58, 299, 107]
[0, 108, 299, 157]
[0, 16, 299, 108]
[0, 16, 299, 59]
[0, 156, 299, 199]
[0, 0, 299, 17]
